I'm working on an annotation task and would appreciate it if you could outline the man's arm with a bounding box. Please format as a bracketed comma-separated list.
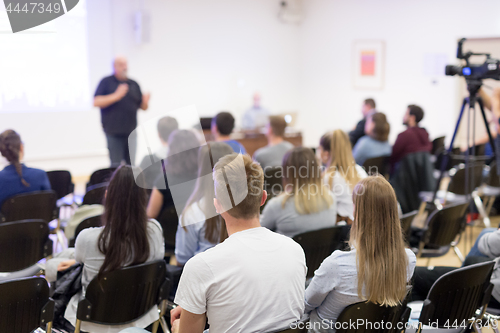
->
[94, 83, 128, 108]
[171, 307, 206, 333]
[140, 92, 150, 110]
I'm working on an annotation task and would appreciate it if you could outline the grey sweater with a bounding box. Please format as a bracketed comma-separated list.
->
[478, 229, 500, 302]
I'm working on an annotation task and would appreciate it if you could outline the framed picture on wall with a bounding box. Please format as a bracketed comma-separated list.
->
[353, 40, 385, 89]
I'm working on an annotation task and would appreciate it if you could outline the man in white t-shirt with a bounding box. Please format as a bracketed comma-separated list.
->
[170, 153, 306, 333]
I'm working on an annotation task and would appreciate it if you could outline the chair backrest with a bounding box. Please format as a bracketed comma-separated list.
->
[363, 155, 390, 178]
[431, 136, 445, 156]
[419, 261, 495, 327]
[336, 301, 411, 333]
[77, 260, 170, 325]
[69, 215, 103, 247]
[264, 166, 284, 198]
[400, 210, 417, 245]
[0, 220, 53, 272]
[157, 205, 179, 250]
[487, 161, 500, 187]
[46, 170, 74, 199]
[447, 162, 485, 195]
[0, 277, 54, 333]
[293, 226, 344, 278]
[0, 191, 58, 223]
[87, 167, 116, 190]
[423, 201, 469, 248]
[82, 183, 108, 206]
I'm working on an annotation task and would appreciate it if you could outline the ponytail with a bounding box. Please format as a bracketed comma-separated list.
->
[0, 130, 30, 187]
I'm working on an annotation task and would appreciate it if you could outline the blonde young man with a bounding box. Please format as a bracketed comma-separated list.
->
[170, 154, 306, 333]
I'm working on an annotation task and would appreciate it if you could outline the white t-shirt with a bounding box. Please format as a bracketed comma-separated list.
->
[324, 164, 368, 220]
[174, 227, 306, 333]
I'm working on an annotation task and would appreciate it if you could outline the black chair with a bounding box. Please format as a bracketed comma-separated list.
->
[417, 261, 494, 332]
[68, 215, 102, 247]
[157, 205, 179, 254]
[293, 226, 344, 278]
[479, 161, 500, 218]
[363, 155, 390, 179]
[400, 210, 417, 245]
[415, 201, 469, 265]
[0, 220, 53, 276]
[82, 183, 108, 206]
[431, 136, 445, 156]
[86, 167, 116, 190]
[74, 260, 170, 333]
[0, 277, 55, 333]
[0, 190, 58, 223]
[336, 301, 411, 333]
[46, 170, 74, 200]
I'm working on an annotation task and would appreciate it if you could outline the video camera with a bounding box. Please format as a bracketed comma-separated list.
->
[445, 38, 500, 81]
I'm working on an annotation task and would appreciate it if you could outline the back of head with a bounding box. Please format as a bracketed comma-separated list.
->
[321, 130, 361, 188]
[408, 104, 424, 123]
[364, 98, 376, 110]
[98, 165, 149, 279]
[213, 154, 263, 220]
[182, 142, 234, 243]
[157, 116, 179, 142]
[213, 112, 235, 136]
[350, 176, 409, 306]
[269, 115, 287, 137]
[0, 129, 29, 187]
[166, 130, 200, 176]
[282, 147, 333, 214]
[369, 112, 390, 142]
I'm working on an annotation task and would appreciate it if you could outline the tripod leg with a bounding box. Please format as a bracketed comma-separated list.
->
[433, 98, 468, 202]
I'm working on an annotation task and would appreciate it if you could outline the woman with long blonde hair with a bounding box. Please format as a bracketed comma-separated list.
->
[318, 130, 367, 222]
[304, 176, 416, 332]
[261, 147, 337, 238]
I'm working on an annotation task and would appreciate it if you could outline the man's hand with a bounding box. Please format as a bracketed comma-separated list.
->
[114, 83, 129, 100]
[170, 305, 182, 325]
[141, 91, 151, 110]
[57, 259, 76, 271]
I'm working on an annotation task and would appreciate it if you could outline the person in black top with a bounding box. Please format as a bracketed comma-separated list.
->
[94, 56, 150, 167]
[348, 98, 376, 147]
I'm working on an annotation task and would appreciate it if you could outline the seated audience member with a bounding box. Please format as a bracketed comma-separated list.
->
[170, 154, 306, 333]
[138, 116, 179, 189]
[352, 112, 392, 165]
[390, 104, 432, 170]
[261, 147, 337, 238]
[175, 142, 234, 266]
[241, 92, 270, 130]
[211, 112, 247, 154]
[56, 166, 164, 332]
[305, 176, 417, 331]
[319, 130, 367, 222]
[412, 227, 500, 308]
[147, 130, 199, 219]
[253, 115, 294, 170]
[349, 98, 376, 147]
[0, 129, 51, 207]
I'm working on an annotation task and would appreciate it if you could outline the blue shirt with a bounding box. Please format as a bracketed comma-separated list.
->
[0, 164, 51, 208]
[352, 136, 392, 166]
[224, 140, 247, 154]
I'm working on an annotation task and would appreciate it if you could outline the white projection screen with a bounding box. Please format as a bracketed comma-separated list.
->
[0, 0, 91, 113]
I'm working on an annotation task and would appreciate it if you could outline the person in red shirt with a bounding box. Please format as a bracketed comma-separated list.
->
[390, 105, 432, 171]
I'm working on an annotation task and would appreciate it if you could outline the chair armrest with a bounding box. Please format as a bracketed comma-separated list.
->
[41, 298, 55, 328]
[158, 277, 171, 303]
[76, 298, 92, 321]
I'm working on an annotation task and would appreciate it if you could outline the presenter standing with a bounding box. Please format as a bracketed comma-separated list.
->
[94, 56, 150, 167]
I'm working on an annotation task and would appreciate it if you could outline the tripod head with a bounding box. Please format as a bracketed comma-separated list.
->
[466, 79, 483, 106]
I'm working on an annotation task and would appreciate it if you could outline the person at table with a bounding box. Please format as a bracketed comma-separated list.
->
[241, 93, 270, 130]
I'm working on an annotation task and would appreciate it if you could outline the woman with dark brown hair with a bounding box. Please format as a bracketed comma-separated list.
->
[0, 129, 51, 207]
[352, 112, 392, 166]
[174, 142, 233, 266]
[57, 165, 164, 333]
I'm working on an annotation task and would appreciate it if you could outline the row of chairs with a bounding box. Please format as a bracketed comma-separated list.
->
[2, 260, 495, 333]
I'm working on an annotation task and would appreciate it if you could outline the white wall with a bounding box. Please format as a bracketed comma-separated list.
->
[298, 0, 500, 147]
[1, 0, 301, 176]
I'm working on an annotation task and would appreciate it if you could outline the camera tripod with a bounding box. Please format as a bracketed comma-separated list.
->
[432, 79, 498, 228]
